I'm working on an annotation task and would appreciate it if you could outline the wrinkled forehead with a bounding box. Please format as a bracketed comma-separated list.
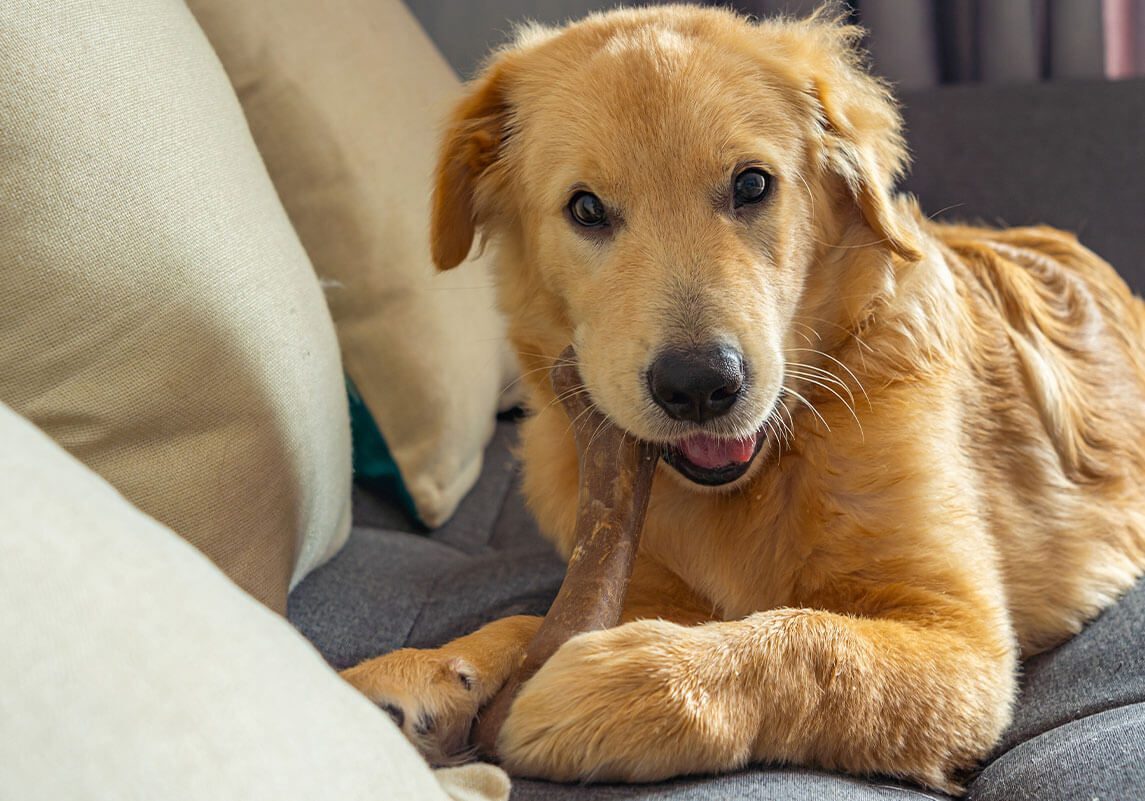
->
[510, 25, 808, 199]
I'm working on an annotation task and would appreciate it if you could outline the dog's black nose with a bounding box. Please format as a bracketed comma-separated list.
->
[648, 345, 745, 423]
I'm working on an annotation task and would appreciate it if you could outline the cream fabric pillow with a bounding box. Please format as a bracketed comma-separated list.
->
[188, 0, 519, 527]
[0, 401, 508, 801]
[0, 0, 352, 611]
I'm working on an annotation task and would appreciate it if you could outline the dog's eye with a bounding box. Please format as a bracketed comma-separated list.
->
[568, 191, 608, 227]
[732, 168, 770, 208]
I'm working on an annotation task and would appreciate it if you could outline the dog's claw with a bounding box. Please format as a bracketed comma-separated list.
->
[379, 701, 405, 728]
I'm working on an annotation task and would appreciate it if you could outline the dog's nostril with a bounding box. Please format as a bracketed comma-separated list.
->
[648, 344, 746, 424]
[711, 386, 736, 403]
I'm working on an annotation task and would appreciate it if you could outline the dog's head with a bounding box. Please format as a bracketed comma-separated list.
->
[431, 5, 920, 488]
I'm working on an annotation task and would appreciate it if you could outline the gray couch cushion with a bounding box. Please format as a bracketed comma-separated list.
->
[289, 421, 566, 670]
[998, 577, 1145, 755]
[969, 705, 1145, 801]
[899, 78, 1145, 293]
[966, 580, 1145, 800]
[288, 420, 1144, 800]
[513, 769, 946, 801]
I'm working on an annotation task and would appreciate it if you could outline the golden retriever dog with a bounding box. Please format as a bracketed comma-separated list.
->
[343, 5, 1145, 793]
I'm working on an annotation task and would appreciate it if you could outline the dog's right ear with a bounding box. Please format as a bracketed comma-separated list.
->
[431, 58, 517, 271]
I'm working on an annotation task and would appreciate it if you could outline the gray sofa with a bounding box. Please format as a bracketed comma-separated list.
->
[289, 65, 1145, 801]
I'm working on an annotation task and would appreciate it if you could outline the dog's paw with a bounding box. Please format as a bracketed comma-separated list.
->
[497, 619, 752, 782]
[341, 648, 481, 765]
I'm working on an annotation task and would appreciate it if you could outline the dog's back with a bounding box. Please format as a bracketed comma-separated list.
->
[935, 222, 1145, 654]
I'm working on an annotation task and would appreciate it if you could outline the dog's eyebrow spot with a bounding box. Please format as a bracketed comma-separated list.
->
[604, 27, 693, 59]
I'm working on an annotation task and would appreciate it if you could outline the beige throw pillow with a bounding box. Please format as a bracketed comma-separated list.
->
[0, 400, 509, 801]
[188, 0, 519, 527]
[0, 0, 352, 611]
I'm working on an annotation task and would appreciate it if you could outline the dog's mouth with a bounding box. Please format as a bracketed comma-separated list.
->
[662, 430, 764, 486]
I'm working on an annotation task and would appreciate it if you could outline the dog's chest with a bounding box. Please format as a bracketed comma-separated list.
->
[639, 468, 818, 619]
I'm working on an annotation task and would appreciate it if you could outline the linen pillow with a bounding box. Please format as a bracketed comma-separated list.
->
[187, 0, 519, 527]
[0, 400, 508, 801]
[0, 0, 352, 612]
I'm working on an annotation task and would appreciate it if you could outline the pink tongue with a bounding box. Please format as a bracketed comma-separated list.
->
[678, 433, 757, 470]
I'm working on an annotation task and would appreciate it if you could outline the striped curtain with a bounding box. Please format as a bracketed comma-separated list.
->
[717, 0, 1145, 89]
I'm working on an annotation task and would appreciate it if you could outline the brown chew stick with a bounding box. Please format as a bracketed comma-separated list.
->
[472, 346, 658, 758]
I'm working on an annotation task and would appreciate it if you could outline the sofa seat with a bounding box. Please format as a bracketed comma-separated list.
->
[289, 421, 1145, 801]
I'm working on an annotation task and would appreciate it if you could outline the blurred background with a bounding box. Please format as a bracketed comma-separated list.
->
[405, 0, 1145, 87]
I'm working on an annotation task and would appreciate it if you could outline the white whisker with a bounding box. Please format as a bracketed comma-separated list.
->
[785, 369, 864, 440]
[784, 360, 854, 403]
[583, 414, 612, 454]
[783, 386, 831, 433]
[785, 347, 871, 409]
[796, 171, 816, 219]
[792, 314, 875, 355]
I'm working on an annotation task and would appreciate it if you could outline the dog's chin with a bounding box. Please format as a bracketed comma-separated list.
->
[661, 429, 767, 490]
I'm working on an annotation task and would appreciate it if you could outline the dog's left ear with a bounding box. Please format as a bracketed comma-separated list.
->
[786, 16, 922, 262]
[430, 54, 518, 271]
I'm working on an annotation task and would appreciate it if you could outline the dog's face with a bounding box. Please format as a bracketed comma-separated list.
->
[432, 6, 920, 489]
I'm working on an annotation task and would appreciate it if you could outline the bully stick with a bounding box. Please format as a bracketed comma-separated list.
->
[471, 346, 659, 758]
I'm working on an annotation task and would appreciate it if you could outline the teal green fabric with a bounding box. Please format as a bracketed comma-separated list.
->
[346, 378, 419, 523]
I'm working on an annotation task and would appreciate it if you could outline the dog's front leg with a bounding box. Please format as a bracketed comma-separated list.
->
[498, 599, 1016, 794]
[341, 555, 712, 764]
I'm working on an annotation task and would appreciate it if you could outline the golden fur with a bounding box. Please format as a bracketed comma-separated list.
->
[343, 6, 1145, 793]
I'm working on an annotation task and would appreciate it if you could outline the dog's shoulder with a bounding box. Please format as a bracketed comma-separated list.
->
[933, 222, 1145, 485]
